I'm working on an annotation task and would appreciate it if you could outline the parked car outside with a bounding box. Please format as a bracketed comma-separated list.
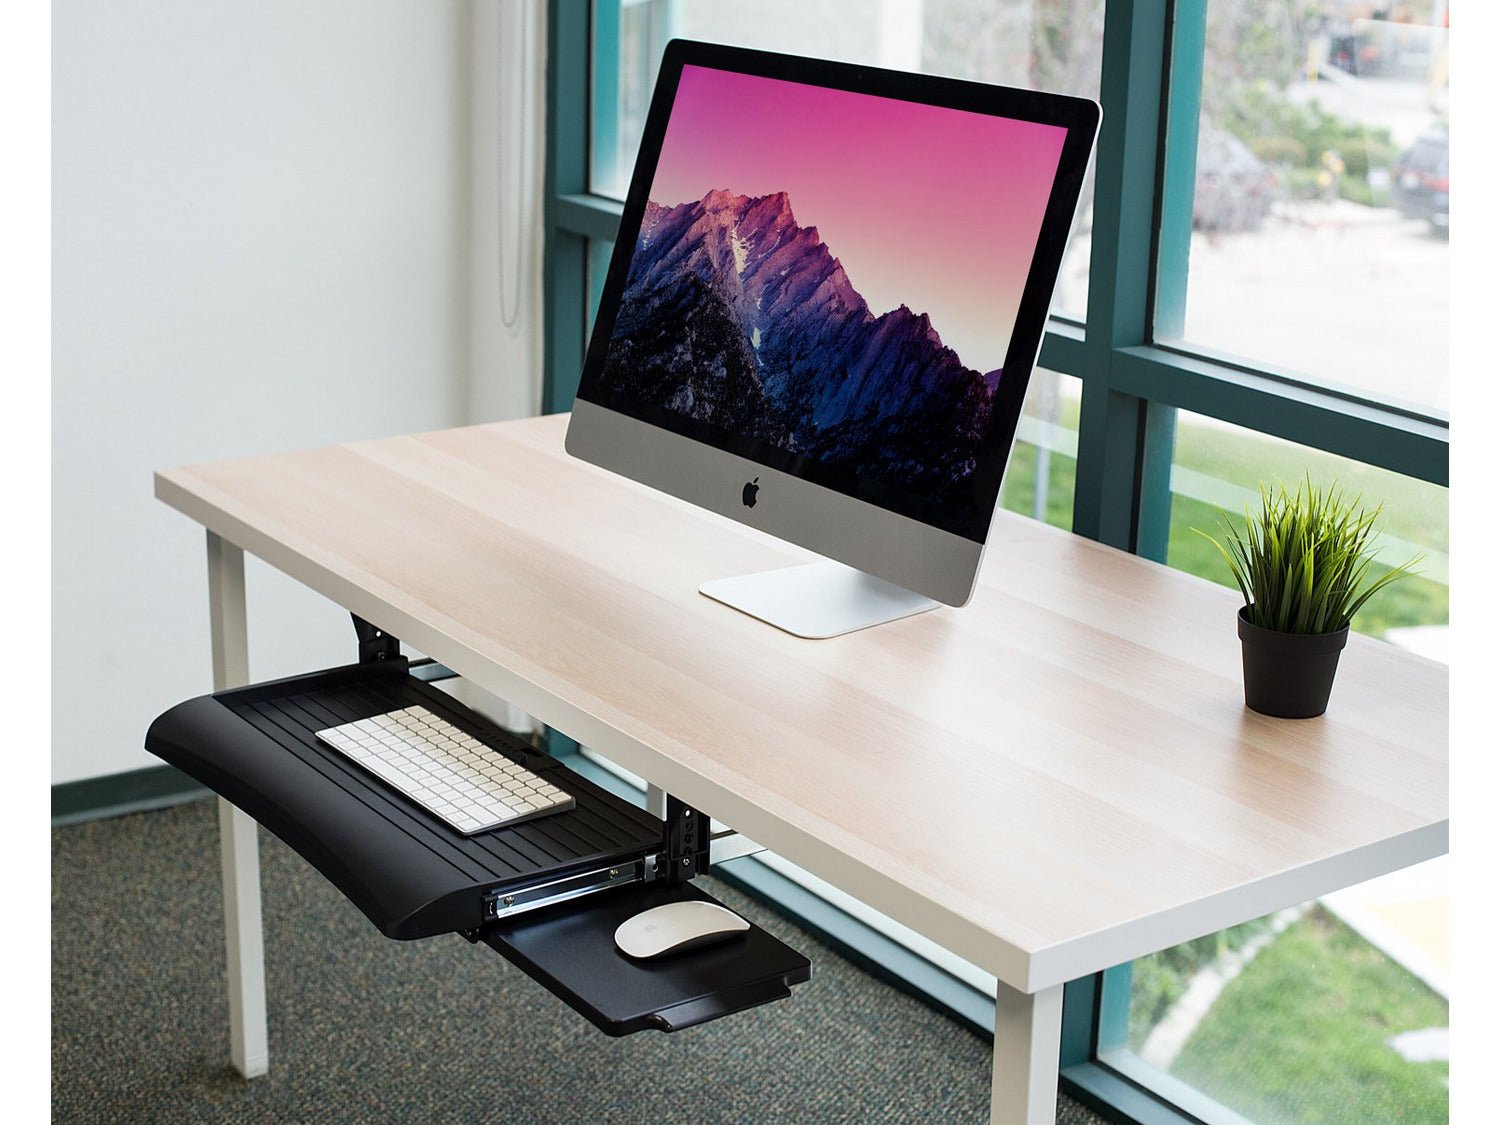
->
[1391, 126, 1449, 234]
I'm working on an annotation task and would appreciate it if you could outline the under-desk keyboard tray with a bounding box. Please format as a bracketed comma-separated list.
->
[146, 660, 810, 1035]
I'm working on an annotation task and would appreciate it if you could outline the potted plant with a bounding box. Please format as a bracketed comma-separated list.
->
[1199, 477, 1421, 718]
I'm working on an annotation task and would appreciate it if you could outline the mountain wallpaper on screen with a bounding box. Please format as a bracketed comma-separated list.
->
[600, 188, 1000, 505]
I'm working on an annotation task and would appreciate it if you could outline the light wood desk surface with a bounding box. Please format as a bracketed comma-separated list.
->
[156, 413, 1448, 998]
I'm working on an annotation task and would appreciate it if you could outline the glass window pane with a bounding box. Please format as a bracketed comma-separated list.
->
[589, 0, 1101, 320]
[1107, 859, 1449, 1124]
[585, 237, 613, 340]
[1137, 410, 1449, 1119]
[1164, 410, 1448, 646]
[998, 369, 1079, 532]
[1159, 3, 1449, 415]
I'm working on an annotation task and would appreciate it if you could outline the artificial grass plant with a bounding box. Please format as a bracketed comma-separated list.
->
[1199, 477, 1421, 635]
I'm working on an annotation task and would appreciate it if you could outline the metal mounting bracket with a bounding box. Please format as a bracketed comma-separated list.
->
[662, 795, 710, 885]
[352, 614, 401, 664]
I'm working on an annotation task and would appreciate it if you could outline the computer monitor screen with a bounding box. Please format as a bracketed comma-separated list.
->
[566, 41, 1099, 637]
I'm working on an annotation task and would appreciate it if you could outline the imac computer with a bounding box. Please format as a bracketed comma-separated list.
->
[565, 40, 1100, 637]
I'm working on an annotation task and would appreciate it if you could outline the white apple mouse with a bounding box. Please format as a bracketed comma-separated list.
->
[613, 900, 750, 960]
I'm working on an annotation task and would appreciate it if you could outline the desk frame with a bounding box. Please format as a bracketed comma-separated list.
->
[207, 534, 268, 1079]
[199, 527, 1065, 1122]
[167, 423, 1452, 1125]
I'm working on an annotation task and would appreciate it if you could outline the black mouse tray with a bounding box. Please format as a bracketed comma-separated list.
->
[483, 880, 811, 1036]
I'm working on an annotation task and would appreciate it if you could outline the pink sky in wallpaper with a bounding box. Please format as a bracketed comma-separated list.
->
[648, 65, 1068, 374]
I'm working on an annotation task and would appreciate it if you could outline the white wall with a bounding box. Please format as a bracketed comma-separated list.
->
[52, 1, 542, 785]
[469, 0, 546, 425]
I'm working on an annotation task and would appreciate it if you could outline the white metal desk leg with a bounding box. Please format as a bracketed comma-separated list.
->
[207, 532, 269, 1079]
[990, 981, 1063, 1125]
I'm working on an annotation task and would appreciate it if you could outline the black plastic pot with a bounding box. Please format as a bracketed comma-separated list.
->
[1236, 606, 1350, 719]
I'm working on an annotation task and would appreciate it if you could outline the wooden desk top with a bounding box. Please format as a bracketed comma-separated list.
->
[156, 414, 1448, 992]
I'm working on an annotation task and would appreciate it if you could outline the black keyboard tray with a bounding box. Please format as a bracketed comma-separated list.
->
[146, 660, 811, 1035]
[146, 660, 664, 939]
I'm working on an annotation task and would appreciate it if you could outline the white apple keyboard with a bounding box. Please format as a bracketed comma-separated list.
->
[315, 705, 575, 835]
[614, 900, 751, 960]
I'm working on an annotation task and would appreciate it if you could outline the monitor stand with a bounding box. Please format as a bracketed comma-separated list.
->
[699, 560, 939, 639]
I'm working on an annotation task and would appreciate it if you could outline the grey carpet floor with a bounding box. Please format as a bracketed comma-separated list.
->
[52, 797, 1108, 1124]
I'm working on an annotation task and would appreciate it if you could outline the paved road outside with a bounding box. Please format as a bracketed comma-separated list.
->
[1180, 200, 1448, 415]
[1049, 199, 1447, 416]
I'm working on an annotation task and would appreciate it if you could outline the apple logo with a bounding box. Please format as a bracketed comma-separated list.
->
[741, 477, 759, 508]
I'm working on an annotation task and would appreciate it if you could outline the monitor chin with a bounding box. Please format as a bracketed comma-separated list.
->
[699, 561, 940, 639]
[566, 398, 986, 618]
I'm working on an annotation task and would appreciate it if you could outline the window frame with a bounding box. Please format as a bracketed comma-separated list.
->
[542, 2, 1449, 1120]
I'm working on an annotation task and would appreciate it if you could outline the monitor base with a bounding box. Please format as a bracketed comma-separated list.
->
[699, 561, 939, 639]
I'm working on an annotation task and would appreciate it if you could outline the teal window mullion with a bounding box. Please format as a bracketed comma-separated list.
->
[1060, 975, 1101, 1068]
[542, 0, 593, 415]
[1038, 321, 1088, 375]
[1135, 399, 1178, 561]
[1096, 962, 1135, 1054]
[1113, 346, 1450, 486]
[555, 193, 624, 241]
[1154, 0, 1207, 342]
[1084, 0, 1174, 353]
[1140, 0, 1212, 564]
[591, 0, 622, 198]
[1061, 0, 1183, 1095]
[540, 0, 593, 758]
[1131, 0, 1213, 563]
[1073, 0, 1175, 553]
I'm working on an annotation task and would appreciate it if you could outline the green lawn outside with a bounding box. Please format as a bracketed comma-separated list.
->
[1126, 915, 1283, 1051]
[1166, 413, 1449, 636]
[998, 438, 1077, 529]
[1169, 906, 1449, 1125]
[996, 391, 1449, 636]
